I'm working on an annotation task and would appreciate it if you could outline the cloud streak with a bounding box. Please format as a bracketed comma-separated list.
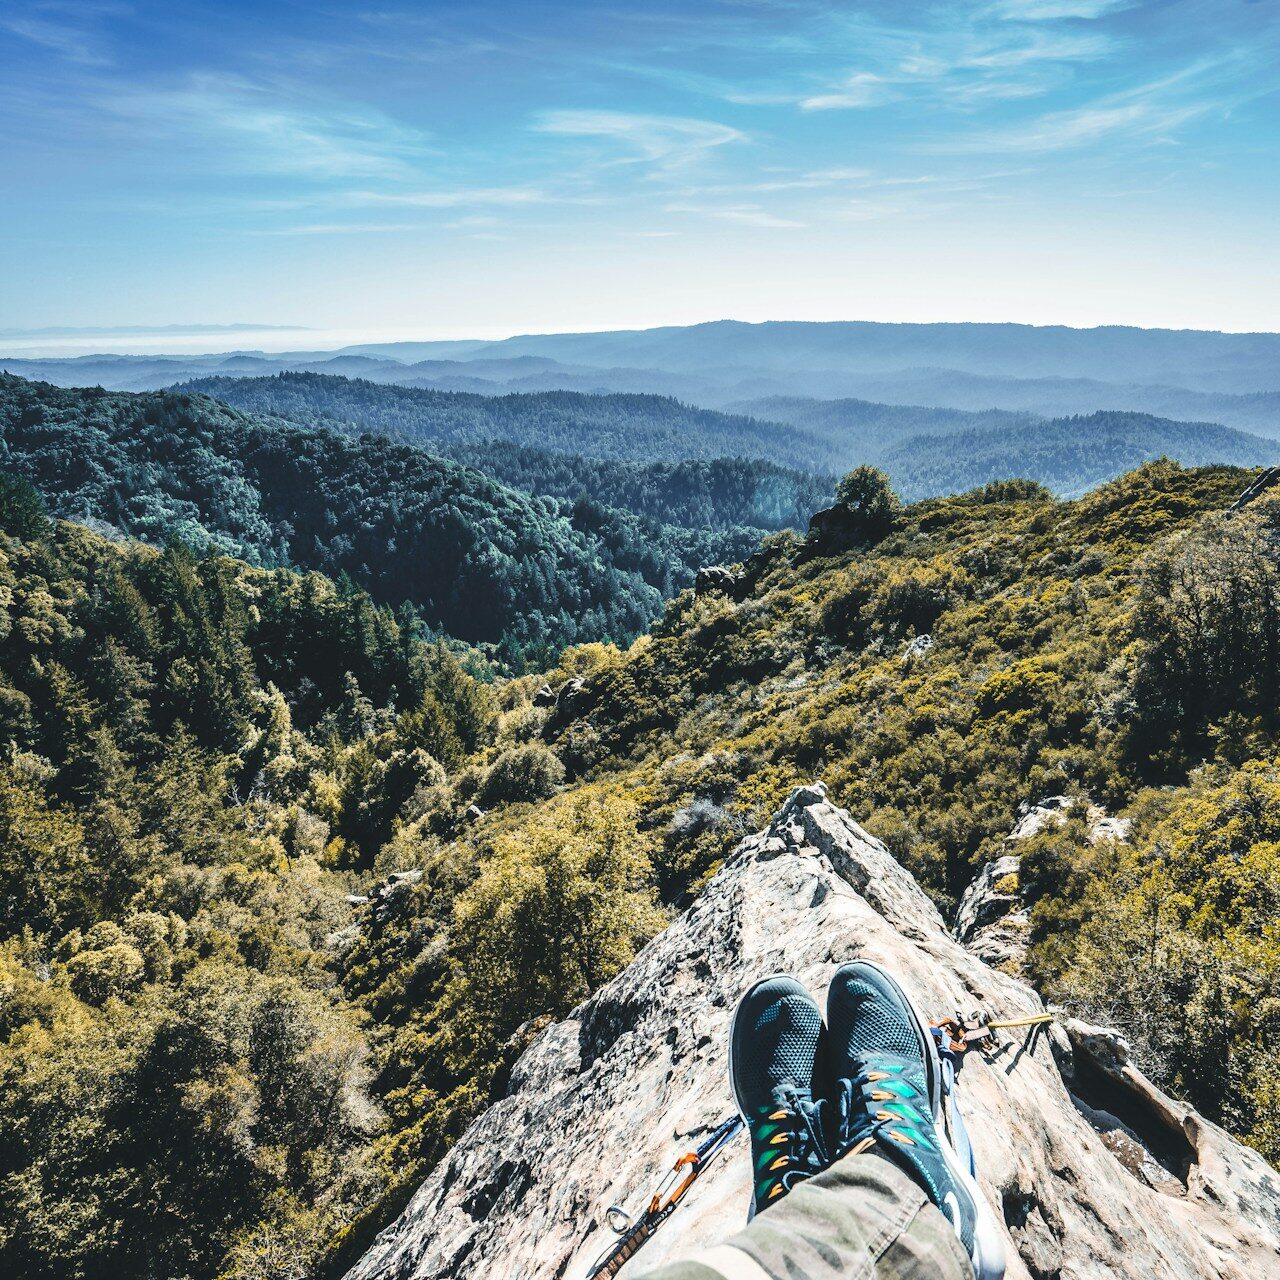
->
[0, 1, 120, 67]
[665, 202, 805, 228]
[944, 54, 1259, 152]
[97, 73, 432, 180]
[534, 109, 745, 171]
[801, 18, 1117, 111]
[350, 187, 553, 208]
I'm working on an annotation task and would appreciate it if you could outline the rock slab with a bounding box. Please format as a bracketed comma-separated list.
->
[347, 785, 1280, 1280]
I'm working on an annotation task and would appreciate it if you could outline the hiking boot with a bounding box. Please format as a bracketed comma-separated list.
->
[729, 974, 830, 1216]
[826, 960, 1005, 1280]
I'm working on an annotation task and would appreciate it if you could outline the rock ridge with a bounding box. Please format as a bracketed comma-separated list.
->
[346, 784, 1280, 1280]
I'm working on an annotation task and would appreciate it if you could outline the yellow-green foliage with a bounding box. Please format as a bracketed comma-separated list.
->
[1029, 759, 1280, 1161]
[5, 458, 1280, 1280]
[450, 790, 665, 1052]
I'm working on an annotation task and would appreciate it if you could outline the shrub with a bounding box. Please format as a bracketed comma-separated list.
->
[478, 743, 566, 807]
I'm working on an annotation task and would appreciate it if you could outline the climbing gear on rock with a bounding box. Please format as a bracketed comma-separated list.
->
[931, 1010, 1055, 1057]
[586, 1114, 744, 1279]
[730, 974, 832, 1216]
[827, 961, 1007, 1280]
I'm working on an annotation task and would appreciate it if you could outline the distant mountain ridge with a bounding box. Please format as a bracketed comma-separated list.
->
[883, 412, 1280, 500]
[417, 318, 1280, 389]
[7, 316, 1279, 383]
[743, 375, 1280, 440]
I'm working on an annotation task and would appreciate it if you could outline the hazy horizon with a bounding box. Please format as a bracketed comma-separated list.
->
[5, 311, 1280, 363]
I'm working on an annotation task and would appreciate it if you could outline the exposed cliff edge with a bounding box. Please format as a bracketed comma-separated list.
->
[346, 785, 1280, 1280]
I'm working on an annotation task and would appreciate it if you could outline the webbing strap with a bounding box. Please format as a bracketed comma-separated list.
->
[984, 1013, 1053, 1031]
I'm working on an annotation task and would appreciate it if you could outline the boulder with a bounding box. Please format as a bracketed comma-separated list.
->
[901, 633, 933, 665]
[1089, 815, 1132, 844]
[1008, 794, 1076, 841]
[346, 785, 1280, 1280]
[362, 869, 426, 925]
[694, 565, 742, 598]
[532, 683, 556, 708]
[957, 797, 1131, 972]
[806, 503, 862, 551]
[556, 677, 586, 709]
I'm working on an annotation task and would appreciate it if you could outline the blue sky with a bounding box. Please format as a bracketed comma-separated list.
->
[2, 0, 1278, 343]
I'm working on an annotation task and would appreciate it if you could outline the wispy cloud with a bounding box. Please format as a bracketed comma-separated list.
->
[801, 19, 1116, 111]
[252, 222, 424, 236]
[0, 1, 119, 67]
[349, 186, 552, 208]
[533, 109, 745, 171]
[97, 73, 431, 180]
[802, 73, 891, 111]
[946, 56, 1252, 152]
[992, 0, 1133, 19]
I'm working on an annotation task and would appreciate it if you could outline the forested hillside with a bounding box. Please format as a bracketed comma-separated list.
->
[402, 443, 833, 531]
[729, 393, 1033, 444]
[3, 457, 1280, 1280]
[883, 411, 1280, 499]
[182, 370, 1280, 504]
[0, 375, 773, 663]
[733, 397, 1280, 498]
[0, 484, 503, 1280]
[179, 371, 832, 468]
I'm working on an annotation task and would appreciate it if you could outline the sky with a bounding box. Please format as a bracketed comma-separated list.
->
[2, 0, 1279, 346]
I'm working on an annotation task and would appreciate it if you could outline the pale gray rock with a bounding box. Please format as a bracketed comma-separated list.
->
[954, 854, 1028, 972]
[694, 565, 743, 597]
[955, 854, 1021, 942]
[1088, 814, 1132, 844]
[960, 798, 1131, 972]
[1008, 796, 1131, 845]
[1008, 795, 1076, 841]
[346, 787, 1280, 1280]
[360, 869, 425, 925]
[901, 633, 933, 665]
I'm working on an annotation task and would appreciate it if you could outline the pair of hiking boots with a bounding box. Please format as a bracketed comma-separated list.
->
[730, 960, 1005, 1280]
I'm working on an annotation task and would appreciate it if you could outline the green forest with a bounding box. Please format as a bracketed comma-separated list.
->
[178, 372, 832, 468]
[1, 442, 1279, 1280]
[182, 369, 1280, 502]
[425, 443, 834, 532]
[0, 375, 792, 665]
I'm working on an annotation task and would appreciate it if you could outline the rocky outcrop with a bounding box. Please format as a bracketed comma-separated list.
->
[346, 869, 423, 925]
[1008, 795, 1132, 845]
[1008, 795, 1077, 841]
[1227, 465, 1280, 513]
[694, 565, 744, 598]
[901, 633, 933, 665]
[957, 797, 1133, 972]
[806, 503, 863, 551]
[346, 785, 1280, 1280]
[954, 854, 1026, 972]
